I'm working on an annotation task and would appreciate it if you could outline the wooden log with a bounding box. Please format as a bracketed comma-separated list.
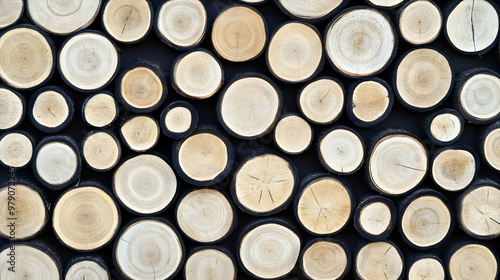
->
[0, 86, 25, 131]
[397, 0, 442, 45]
[28, 86, 74, 133]
[298, 77, 344, 125]
[295, 174, 354, 235]
[424, 108, 464, 146]
[0, 242, 61, 279]
[102, 0, 153, 44]
[33, 135, 81, 190]
[115, 61, 167, 113]
[0, 131, 34, 169]
[237, 219, 301, 279]
[273, 114, 313, 155]
[82, 91, 119, 128]
[394, 48, 453, 111]
[354, 195, 396, 241]
[65, 255, 110, 280]
[273, 0, 347, 22]
[0, 0, 23, 29]
[58, 31, 119, 92]
[217, 74, 282, 140]
[171, 49, 224, 100]
[325, 7, 397, 78]
[160, 101, 199, 139]
[113, 217, 185, 280]
[26, 0, 101, 35]
[355, 241, 404, 280]
[113, 153, 177, 215]
[447, 242, 498, 280]
[346, 77, 394, 127]
[407, 254, 445, 280]
[444, 0, 500, 55]
[184, 247, 237, 280]
[211, 5, 267, 62]
[431, 145, 479, 192]
[299, 238, 350, 280]
[366, 0, 406, 9]
[119, 115, 160, 152]
[82, 130, 121, 172]
[231, 152, 298, 216]
[0, 24, 54, 90]
[318, 126, 365, 175]
[266, 21, 323, 83]
[155, 0, 207, 50]
[480, 121, 500, 172]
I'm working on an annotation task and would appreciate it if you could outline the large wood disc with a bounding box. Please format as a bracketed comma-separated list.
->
[0, 87, 24, 131]
[431, 147, 477, 192]
[319, 127, 365, 175]
[483, 125, 500, 171]
[398, 0, 442, 45]
[0, 0, 23, 29]
[349, 79, 393, 126]
[0, 132, 33, 168]
[119, 115, 160, 152]
[408, 257, 445, 280]
[274, 0, 346, 21]
[82, 92, 119, 128]
[300, 240, 350, 280]
[459, 184, 500, 239]
[274, 114, 313, 155]
[82, 131, 121, 172]
[185, 248, 236, 280]
[102, 0, 152, 43]
[355, 241, 404, 280]
[458, 71, 500, 123]
[29, 87, 73, 133]
[65, 259, 110, 280]
[212, 6, 267, 62]
[0, 244, 60, 279]
[449, 244, 498, 280]
[298, 77, 344, 125]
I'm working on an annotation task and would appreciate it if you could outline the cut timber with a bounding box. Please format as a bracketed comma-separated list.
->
[176, 188, 235, 243]
[298, 77, 344, 125]
[218, 74, 282, 139]
[26, 0, 101, 35]
[368, 131, 428, 196]
[113, 218, 184, 280]
[407, 256, 445, 280]
[398, 0, 442, 45]
[274, 114, 313, 155]
[274, 0, 347, 21]
[366, 0, 405, 8]
[300, 239, 350, 280]
[394, 48, 453, 111]
[33, 136, 81, 190]
[354, 196, 396, 241]
[347, 78, 393, 127]
[318, 126, 365, 175]
[82, 131, 121, 172]
[238, 221, 301, 279]
[160, 101, 198, 139]
[113, 154, 177, 215]
[0, 243, 60, 279]
[231, 153, 297, 216]
[266, 21, 323, 83]
[184, 248, 236, 280]
[116, 62, 167, 113]
[82, 92, 119, 128]
[58, 31, 119, 92]
[355, 241, 404, 280]
[172, 49, 223, 100]
[295, 174, 354, 235]
[0, 132, 33, 168]
[325, 7, 396, 77]
[431, 146, 478, 192]
[102, 0, 153, 43]
[212, 5, 267, 62]
[0, 0, 23, 29]
[398, 189, 453, 249]
[481, 121, 500, 172]
[53, 185, 120, 251]
[119, 115, 160, 152]
[28, 87, 74, 133]
[155, 0, 207, 49]
[0, 182, 47, 240]
[0, 25, 54, 90]
[65, 256, 110, 280]
[0, 87, 24, 131]
[424, 109, 464, 145]
[445, 0, 500, 54]
[448, 243, 498, 280]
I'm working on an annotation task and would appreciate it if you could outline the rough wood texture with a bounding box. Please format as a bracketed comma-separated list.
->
[300, 239, 350, 280]
[355, 241, 404, 280]
[0, 0, 23, 29]
[82, 131, 121, 172]
[354, 196, 396, 240]
[184, 248, 236, 280]
[407, 256, 445, 280]
[319, 127, 365, 175]
[274, 0, 346, 21]
[0, 244, 60, 279]
[347, 78, 393, 127]
[82, 92, 118, 128]
[448, 243, 498, 280]
[65, 258, 110, 280]
[431, 146, 477, 192]
[274, 114, 312, 155]
[0, 87, 24, 131]
[102, 0, 152, 43]
[29, 87, 73, 133]
[482, 122, 500, 172]
[0, 132, 33, 168]
[398, 0, 442, 45]
[119, 115, 160, 152]
[298, 77, 344, 125]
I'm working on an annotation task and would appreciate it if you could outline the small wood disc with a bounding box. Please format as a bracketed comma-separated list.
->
[212, 5, 267, 62]
[0, 243, 60, 279]
[300, 240, 350, 280]
[26, 0, 101, 35]
[218, 75, 282, 139]
[0, 0, 23, 29]
[232, 153, 297, 215]
[185, 248, 236, 280]
[325, 8, 396, 77]
[355, 241, 404, 280]
[395, 48, 453, 111]
[399, 0, 442, 45]
[0, 132, 33, 168]
[274, 0, 346, 21]
[354, 196, 396, 240]
[368, 133, 428, 196]
[0, 25, 54, 90]
[102, 0, 153, 43]
[172, 49, 223, 99]
[483, 125, 500, 172]
[65, 259, 110, 280]
[274, 114, 312, 155]
[267, 21, 323, 83]
[114, 218, 184, 280]
[82, 92, 119, 128]
[119, 115, 160, 152]
[295, 175, 354, 235]
[113, 154, 177, 215]
[446, 0, 500, 54]
[0, 183, 47, 240]
[427, 109, 464, 145]
[457, 71, 500, 123]
[156, 0, 207, 49]
[176, 188, 235, 243]
[348, 78, 393, 127]
[408, 257, 445, 280]
[366, 0, 405, 8]
[82, 131, 121, 172]
[459, 183, 500, 239]
[319, 127, 365, 175]
[298, 77, 344, 125]
[238, 222, 301, 279]
[0, 87, 24, 131]
[29, 87, 73, 133]
[431, 147, 477, 192]
[59, 31, 119, 92]
[160, 101, 198, 139]
[449, 243, 498, 280]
